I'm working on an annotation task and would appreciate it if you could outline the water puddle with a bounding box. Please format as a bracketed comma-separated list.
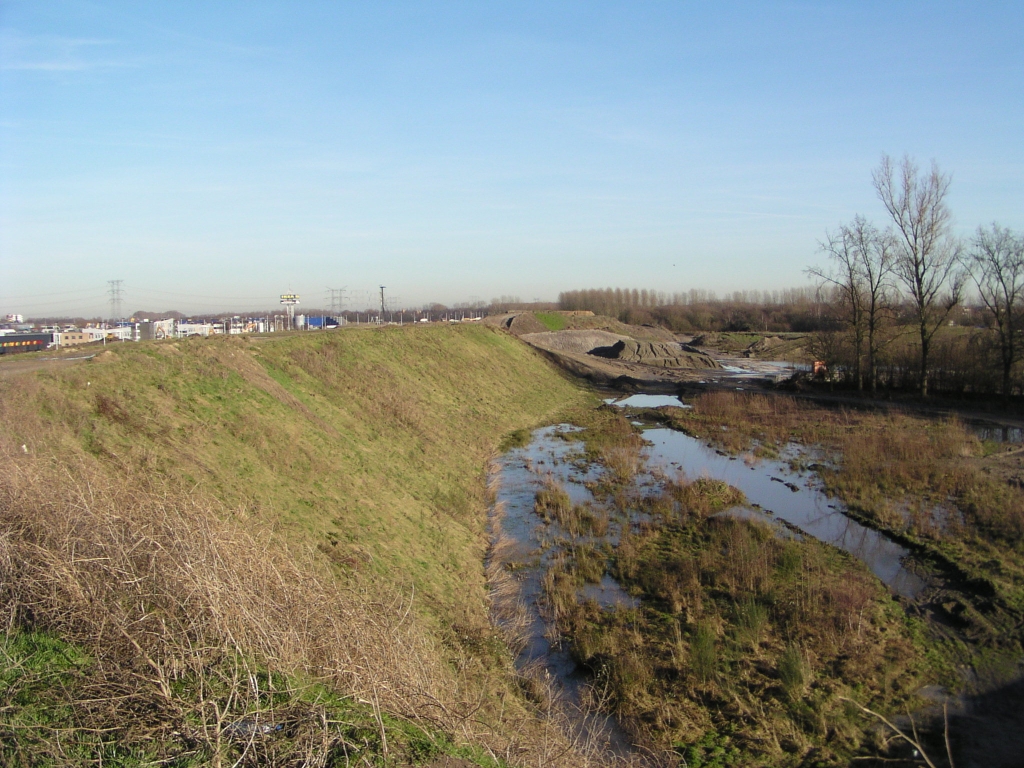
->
[581, 574, 640, 609]
[641, 428, 926, 598]
[605, 393, 691, 409]
[719, 360, 809, 380]
[971, 424, 1024, 444]
[490, 426, 634, 755]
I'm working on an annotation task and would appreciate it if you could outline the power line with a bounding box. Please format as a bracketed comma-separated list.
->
[0, 288, 102, 300]
[132, 288, 282, 301]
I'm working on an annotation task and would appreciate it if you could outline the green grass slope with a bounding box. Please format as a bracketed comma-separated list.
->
[0, 324, 595, 766]
[11, 325, 588, 617]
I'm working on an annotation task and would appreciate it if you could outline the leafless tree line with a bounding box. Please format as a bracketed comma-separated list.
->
[811, 154, 1023, 399]
[559, 287, 820, 315]
[558, 287, 828, 334]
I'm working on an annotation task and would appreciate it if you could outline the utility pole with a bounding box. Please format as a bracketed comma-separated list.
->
[379, 285, 386, 325]
[107, 280, 124, 324]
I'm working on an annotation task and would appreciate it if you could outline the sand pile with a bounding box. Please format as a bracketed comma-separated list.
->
[521, 329, 631, 355]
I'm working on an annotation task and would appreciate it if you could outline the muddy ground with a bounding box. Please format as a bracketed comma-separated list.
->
[496, 314, 1024, 442]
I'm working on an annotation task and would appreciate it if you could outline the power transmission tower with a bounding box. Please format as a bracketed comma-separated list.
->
[326, 287, 346, 318]
[107, 280, 124, 322]
[379, 285, 386, 324]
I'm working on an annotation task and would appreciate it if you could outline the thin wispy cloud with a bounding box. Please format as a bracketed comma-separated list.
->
[0, 31, 130, 72]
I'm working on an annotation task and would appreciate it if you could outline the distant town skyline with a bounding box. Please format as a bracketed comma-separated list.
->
[2, 2, 1022, 317]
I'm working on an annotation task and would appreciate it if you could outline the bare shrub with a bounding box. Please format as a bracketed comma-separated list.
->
[733, 598, 769, 651]
[689, 623, 718, 685]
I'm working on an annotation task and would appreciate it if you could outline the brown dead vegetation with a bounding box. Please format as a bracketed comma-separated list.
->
[0, 436, 465, 758]
[553, 479, 925, 764]
[674, 391, 1024, 550]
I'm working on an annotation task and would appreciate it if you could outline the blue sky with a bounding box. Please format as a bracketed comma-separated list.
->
[1, 1, 1022, 316]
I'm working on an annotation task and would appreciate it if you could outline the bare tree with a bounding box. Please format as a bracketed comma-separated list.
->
[810, 216, 895, 392]
[873, 154, 964, 396]
[970, 223, 1024, 400]
[811, 228, 866, 388]
[851, 218, 897, 393]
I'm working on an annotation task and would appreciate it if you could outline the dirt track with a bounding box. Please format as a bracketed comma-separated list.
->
[0, 352, 98, 378]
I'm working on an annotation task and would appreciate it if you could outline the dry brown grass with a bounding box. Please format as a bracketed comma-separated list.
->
[676, 391, 1024, 550]
[0, 433, 468, 758]
[563, 510, 924, 759]
[1, 435, 633, 767]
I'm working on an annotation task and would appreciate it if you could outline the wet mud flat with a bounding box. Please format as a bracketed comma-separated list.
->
[490, 388, 1024, 764]
[603, 394, 926, 597]
[609, 397, 1024, 639]
[488, 407, 945, 760]
[488, 426, 636, 757]
[638, 427, 926, 598]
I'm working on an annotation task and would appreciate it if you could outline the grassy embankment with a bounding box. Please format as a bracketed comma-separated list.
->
[515, 311, 677, 344]
[533, 313, 568, 332]
[0, 324, 597, 766]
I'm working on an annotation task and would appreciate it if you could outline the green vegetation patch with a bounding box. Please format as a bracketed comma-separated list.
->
[0, 324, 596, 766]
[4, 326, 593, 625]
[533, 312, 568, 331]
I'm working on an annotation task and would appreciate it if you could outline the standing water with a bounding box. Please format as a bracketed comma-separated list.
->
[640, 428, 926, 598]
[489, 426, 636, 756]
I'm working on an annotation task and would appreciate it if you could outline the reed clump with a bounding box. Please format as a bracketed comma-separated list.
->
[578, 408, 647, 487]
[672, 392, 1024, 610]
[535, 477, 573, 522]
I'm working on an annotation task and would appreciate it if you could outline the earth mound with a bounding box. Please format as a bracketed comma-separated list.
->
[590, 339, 720, 369]
[482, 313, 549, 336]
[522, 330, 720, 371]
[521, 329, 631, 355]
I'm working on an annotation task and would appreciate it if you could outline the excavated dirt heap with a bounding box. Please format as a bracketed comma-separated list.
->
[522, 330, 629, 354]
[590, 339, 721, 368]
[482, 313, 550, 335]
[522, 330, 720, 370]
